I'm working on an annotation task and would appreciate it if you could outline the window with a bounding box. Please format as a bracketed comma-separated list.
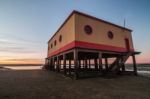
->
[107, 31, 114, 39]
[84, 25, 93, 35]
[59, 35, 62, 42]
[54, 40, 57, 46]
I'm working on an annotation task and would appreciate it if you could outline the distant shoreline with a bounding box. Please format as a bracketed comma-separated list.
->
[1, 63, 150, 66]
[0, 64, 43, 66]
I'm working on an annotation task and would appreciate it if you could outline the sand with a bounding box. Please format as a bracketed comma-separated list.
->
[0, 68, 150, 99]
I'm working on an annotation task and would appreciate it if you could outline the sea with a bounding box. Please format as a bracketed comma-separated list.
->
[0, 64, 150, 77]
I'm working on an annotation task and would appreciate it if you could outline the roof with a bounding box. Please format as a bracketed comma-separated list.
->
[48, 10, 132, 43]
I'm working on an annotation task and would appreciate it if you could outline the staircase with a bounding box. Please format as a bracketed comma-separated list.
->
[108, 52, 132, 73]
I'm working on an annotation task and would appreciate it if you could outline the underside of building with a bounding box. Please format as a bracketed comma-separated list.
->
[45, 10, 141, 79]
[45, 48, 140, 79]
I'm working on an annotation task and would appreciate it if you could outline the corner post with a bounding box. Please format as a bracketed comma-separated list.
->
[74, 49, 78, 79]
[132, 54, 137, 75]
[121, 57, 125, 72]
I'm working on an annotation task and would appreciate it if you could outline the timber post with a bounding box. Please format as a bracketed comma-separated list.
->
[74, 49, 78, 79]
[94, 58, 98, 70]
[63, 53, 66, 75]
[132, 54, 137, 75]
[98, 52, 103, 70]
[105, 58, 108, 71]
[56, 56, 60, 72]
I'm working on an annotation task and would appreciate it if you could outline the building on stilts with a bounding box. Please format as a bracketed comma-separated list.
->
[45, 10, 140, 79]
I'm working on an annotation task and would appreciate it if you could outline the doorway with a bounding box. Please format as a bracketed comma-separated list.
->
[125, 38, 130, 51]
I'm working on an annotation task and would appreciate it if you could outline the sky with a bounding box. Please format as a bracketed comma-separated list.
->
[0, 0, 150, 64]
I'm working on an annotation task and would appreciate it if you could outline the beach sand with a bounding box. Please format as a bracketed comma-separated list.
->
[0, 67, 150, 99]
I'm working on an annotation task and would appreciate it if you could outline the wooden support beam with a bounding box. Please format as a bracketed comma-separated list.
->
[53, 58, 55, 70]
[63, 54, 66, 75]
[89, 59, 91, 69]
[56, 56, 60, 72]
[48, 58, 51, 70]
[77, 48, 120, 55]
[73, 49, 78, 79]
[121, 57, 125, 72]
[105, 58, 108, 70]
[69, 59, 71, 75]
[77, 49, 99, 53]
[83, 60, 85, 69]
[85, 58, 87, 69]
[64, 49, 74, 55]
[122, 64, 125, 71]
[132, 55, 137, 75]
[94, 58, 98, 70]
[52, 57, 54, 70]
[98, 52, 102, 70]
[116, 58, 120, 74]
[59, 59, 61, 70]
[79, 60, 81, 69]
[49, 58, 52, 70]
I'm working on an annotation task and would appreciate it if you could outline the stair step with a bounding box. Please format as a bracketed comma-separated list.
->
[108, 52, 132, 72]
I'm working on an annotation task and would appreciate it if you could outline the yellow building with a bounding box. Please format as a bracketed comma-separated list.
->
[45, 10, 140, 79]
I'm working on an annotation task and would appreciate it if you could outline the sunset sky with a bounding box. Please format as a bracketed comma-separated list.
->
[0, 0, 150, 64]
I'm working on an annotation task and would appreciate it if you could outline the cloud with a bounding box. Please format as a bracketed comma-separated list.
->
[0, 32, 45, 64]
[0, 32, 42, 44]
[3, 58, 43, 61]
[0, 33, 42, 54]
[0, 58, 44, 64]
[0, 46, 36, 53]
[0, 40, 14, 45]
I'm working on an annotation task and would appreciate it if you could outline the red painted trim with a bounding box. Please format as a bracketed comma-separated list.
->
[48, 41, 75, 57]
[48, 41, 134, 57]
[75, 41, 124, 52]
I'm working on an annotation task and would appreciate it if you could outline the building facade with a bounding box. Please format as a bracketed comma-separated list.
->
[45, 11, 140, 79]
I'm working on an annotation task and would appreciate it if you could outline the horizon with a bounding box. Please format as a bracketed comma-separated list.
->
[0, 0, 150, 64]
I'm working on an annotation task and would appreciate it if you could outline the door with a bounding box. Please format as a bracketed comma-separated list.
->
[125, 38, 130, 51]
